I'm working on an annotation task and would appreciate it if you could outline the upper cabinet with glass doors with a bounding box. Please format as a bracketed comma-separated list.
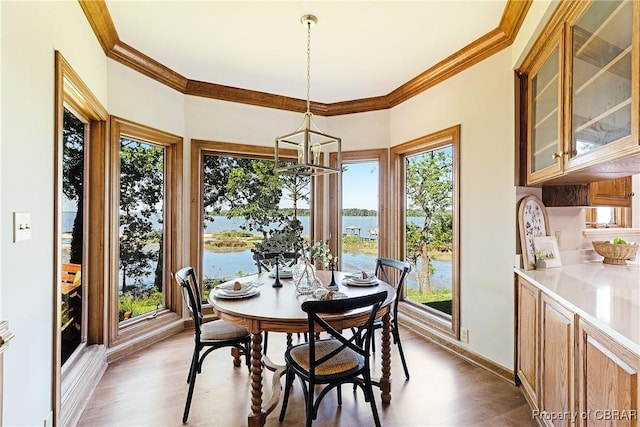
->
[527, 31, 564, 183]
[522, 0, 639, 186]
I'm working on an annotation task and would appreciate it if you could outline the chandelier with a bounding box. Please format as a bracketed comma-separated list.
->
[275, 15, 341, 176]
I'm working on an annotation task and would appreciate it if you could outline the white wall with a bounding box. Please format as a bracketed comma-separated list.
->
[0, 2, 107, 425]
[108, 60, 185, 136]
[511, 0, 560, 68]
[390, 48, 516, 369]
[324, 110, 390, 151]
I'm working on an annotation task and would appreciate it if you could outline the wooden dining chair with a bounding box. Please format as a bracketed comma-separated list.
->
[252, 251, 303, 354]
[279, 291, 388, 427]
[175, 267, 251, 423]
[371, 257, 412, 380]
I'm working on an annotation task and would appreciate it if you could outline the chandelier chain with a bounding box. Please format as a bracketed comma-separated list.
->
[306, 19, 311, 114]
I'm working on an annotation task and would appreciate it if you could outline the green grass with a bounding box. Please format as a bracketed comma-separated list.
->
[342, 235, 378, 255]
[203, 230, 262, 251]
[119, 290, 163, 321]
[406, 288, 452, 304]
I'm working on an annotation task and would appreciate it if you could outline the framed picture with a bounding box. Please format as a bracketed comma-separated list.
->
[532, 236, 562, 268]
[517, 195, 550, 270]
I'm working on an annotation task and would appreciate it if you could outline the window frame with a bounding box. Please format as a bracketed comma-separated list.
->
[108, 116, 183, 349]
[585, 207, 631, 228]
[329, 149, 389, 263]
[390, 125, 461, 339]
[189, 140, 305, 301]
[54, 51, 109, 426]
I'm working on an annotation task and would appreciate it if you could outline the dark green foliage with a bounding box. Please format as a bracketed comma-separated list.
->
[62, 108, 85, 265]
[405, 146, 453, 291]
[119, 138, 164, 293]
[202, 155, 284, 233]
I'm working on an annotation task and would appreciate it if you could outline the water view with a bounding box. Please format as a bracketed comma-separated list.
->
[62, 213, 452, 291]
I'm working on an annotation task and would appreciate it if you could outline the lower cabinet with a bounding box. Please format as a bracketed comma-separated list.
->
[540, 295, 574, 427]
[517, 276, 539, 409]
[516, 275, 639, 427]
[577, 319, 639, 427]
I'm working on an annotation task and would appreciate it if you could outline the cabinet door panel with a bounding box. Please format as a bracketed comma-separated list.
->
[528, 32, 564, 185]
[540, 296, 574, 427]
[589, 176, 632, 206]
[517, 277, 539, 408]
[569, 0, 634, 167]
[578, 320, 639, 427]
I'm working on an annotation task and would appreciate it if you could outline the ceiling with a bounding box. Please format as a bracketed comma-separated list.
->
[103, 1, 510, 105]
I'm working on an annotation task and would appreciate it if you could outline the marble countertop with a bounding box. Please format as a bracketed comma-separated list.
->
[515, 262, 640, 355]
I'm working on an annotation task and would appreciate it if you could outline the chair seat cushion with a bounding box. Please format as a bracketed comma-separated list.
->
[289, 339, 361, 376]
[201, 320, 249, 340]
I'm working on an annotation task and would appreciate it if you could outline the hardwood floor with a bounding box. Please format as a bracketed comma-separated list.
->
[78, 326, 536, 427]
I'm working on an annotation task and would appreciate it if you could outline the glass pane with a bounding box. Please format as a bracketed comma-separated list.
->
[572, 0, 632, 157]
[61, 107, 85, 365]
[118, 138, 165, 322]
[404, 146, 454, 316]
[201, 155, 311, 299]
[595, 207, 614, 225]
[340, 161, 378, 273]
[531, 47, 560, 172]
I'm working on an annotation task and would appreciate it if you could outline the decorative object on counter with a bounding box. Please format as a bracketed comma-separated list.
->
[518, 195, 550, 270]
[592, 240, 639, 265]
[533, 236, 562, 269]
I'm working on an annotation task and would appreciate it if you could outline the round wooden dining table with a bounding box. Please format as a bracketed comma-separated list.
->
[208, 270, 395, 427]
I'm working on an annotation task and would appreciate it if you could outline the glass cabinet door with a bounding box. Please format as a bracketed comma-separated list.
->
[528, 34, 563, 183]
[570, 0, 633, 163]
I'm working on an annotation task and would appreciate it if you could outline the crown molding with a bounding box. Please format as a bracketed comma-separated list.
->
[79, 0, 531, 116]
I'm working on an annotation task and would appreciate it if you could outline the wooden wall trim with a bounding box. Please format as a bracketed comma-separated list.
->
[80, 0, 531, 116]
[77, 0, 118, 52]
[186, 80, 329, 115]
[109, 42, 189, 93]
[387, 28, 511, 106]
[499, 0, 533, 42]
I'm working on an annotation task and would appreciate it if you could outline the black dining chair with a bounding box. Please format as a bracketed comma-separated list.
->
[253, 251, 303, 354]
[175, 266, 251, 424]
[279, 291, 388, 427]
[253, 251, 300, 273]
[371, 257, 412, 380]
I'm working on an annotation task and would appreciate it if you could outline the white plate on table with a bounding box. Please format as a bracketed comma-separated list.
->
[343, 277, 378, 287]
[268, 268, 293, 279]
[213, 287, 260, 299]
[307, 289, 348, 301]
[344, 273, 377, 284]
[217, 281, 256, 295]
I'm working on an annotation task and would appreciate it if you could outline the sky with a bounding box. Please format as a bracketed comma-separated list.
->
[342, 161, 379, 210]
[279, 160, 379, 211]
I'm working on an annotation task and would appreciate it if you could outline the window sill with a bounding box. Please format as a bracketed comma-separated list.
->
[398, 299, 456, 338]
[582, 228, 640, 240]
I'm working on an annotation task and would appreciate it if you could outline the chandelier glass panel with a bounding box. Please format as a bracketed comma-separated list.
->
[275, 15, 341, 176]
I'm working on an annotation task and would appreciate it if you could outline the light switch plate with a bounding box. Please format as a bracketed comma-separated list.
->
[13, 212, 31, 242]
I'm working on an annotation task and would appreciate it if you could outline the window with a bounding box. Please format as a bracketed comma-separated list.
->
[330, 149, 388, 271]
[109, 117, 182, 346]
[585, 207, 630, 228]
[391, 126, 460, 338]
[190, 141, 313, 299]
[61, 107, 86, 364]
[55, 51, 109, 425]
